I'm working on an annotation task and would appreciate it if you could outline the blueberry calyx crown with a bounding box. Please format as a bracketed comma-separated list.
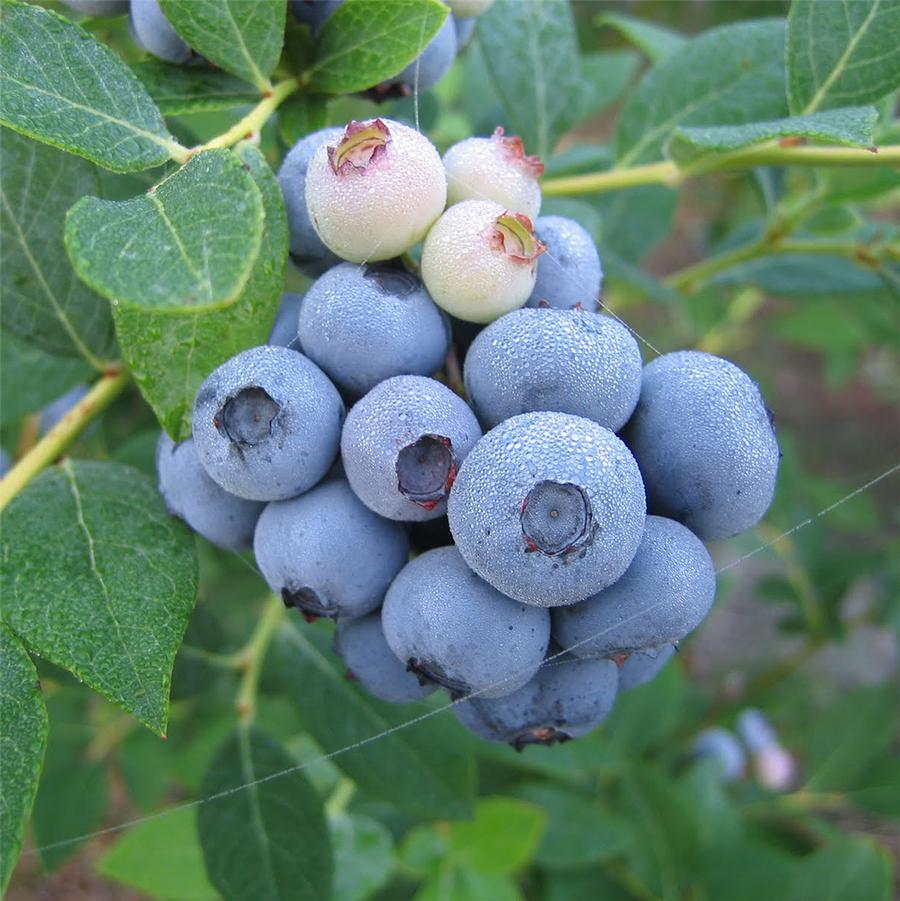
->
[395, 434, 457, 509]
[491, 126, 545, 179]
[215, 387, 280, 447]
[521, 480, 594, 557]
[328, 119, 391, 174]
[490, 212, 546, 264]
[406, 657, 470, 697]
[281, 585, 336, 621]
[511, 726, 572, 752]
[363, 263, 419, 298]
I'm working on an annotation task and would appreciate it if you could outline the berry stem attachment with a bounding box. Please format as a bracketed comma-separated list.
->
[0, 368, 130, 513]
[194, 78, 301, 155]
[234, 595, 286, 724]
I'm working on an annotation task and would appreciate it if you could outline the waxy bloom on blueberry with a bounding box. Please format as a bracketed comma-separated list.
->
[305, 118, 446, 264]
[421, 200, 545, 323]
[443, 127, 543, 218]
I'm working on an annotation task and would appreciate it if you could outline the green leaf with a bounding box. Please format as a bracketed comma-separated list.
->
[132, 59, 259, 115]
[118, 726, 175, 812]
[0, 131, 116, 366]
[112, 142, 286, 439]
[787, 0, 900, 114]
[0, 460, 198, 734]
[65, 149, 264, 313]
[669, 107, 879, 165]
[597, 12, 686, 63]
[543, 866, 630, 901]
[418, 867, 523, 901]
[277, 622, 476, 821]
[331, 813, 394, 901]
[517, 785, 630, 870]
[198, 725, 333, 901]
[477, 0, 582, 160]
[616, 19, 789, 165]
[0, 330, 91, 425]
[0, 625, 48, 894]
[701, 840, 800, 901]
[309, 0, 449, 94]
[278, 92, 329, 147]
[448, 797, 546, 875]
[784, 838, 892, 901]
[97, 805, 220, 900]
[575, 52, 640, 122]
[0, 1, 182, 172]
[595, 184, 678, 263]
[159, 0, 286, 92]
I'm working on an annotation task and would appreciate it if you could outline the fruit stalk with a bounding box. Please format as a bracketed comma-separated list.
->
[234, 595, 286, 724]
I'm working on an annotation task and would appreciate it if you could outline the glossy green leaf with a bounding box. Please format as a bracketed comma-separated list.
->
[543, 866, 630, 901]
[98, 805, 219, 900]
[332, 813, 394, 901]
[0, 625, 48, 894]
[448, 797, 546, 875]
[0, 330, 92, 425]
[0, 461, 198, 734]
[278, 93, 329, 147]
[309, 0, 449, 94]
[118, 726, 175, 812]
[418, 867, 523, 901]
[669, 106, 879, 165]
[787, 0, 900, 114]
[198, 725, 333, 901]
[477, 0, 582, 159]
[784, 838, 892, 901]
[112, 142, 286, 439]
[518, 784, 630, 870]
[66, 149, 264, 313]
[616, 19, 788, 165]
[159, 0, 286, 92]
[132, 59, 259, 115]
[277, 623, 476, 821]
[701, 840, 800, 901]
[595, 184, 678, 263]
[0, 131, 115, 366]
[597, 12, 686, 62]
[575, 52, 640, 122]
[0, 1, 181, 172]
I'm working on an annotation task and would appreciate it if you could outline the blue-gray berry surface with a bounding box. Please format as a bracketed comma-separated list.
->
[334, 611, 436, 704]
[693, 728, 745, 781]
[298, 263, 450, 396]
[552, 516, 716, 658]
[156, 433, 263, 551]
[394, 16, 457, 92]
[453, 15, 476, 49]
[254, 479, 409, 620]
[617, 644, 676, 691]
[448, 412, 646, 606]
[526, 215, 603, 311]
[382, 547, 550, 698]
[463, 308, 642, 431]
[267, 292, 304, 348]
[454, 651, 619, 748]
[278, 127, 343, 276]
[0, 449, 10, 478]
[341, 375, 482, 521]
[130, 0, 191, 63]
[736, 708, 779, 754]
[192, 345, 344, 501]
[624, 350, 780, 540]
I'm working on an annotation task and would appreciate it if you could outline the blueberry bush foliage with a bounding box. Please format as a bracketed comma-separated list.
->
[1, 0, 899, 898]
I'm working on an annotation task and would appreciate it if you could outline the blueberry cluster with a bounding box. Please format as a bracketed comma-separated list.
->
[60, 0, 492, 88]
[157, 117, 780, 750]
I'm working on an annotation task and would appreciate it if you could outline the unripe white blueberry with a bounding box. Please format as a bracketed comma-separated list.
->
[443, 127, 543, 219]
[421, 199, 545, 323]
[305, 118, 447, 264]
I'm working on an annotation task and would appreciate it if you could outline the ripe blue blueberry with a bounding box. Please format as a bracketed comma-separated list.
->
[298, 262, 450, 396]
[526, 216, 603, 311]
[453, 15, 476, 50]
[341, 375, 482, 521]
[393, 16, 457, 92]
[290, 0, 342, 33]
[692, 728, 745, 781]
[130, 0, 192, 64]
[463, 307, 642, 431]
[381, 546, 550, 697]
[552, 516, 716, 658]
[38, 384, 89, 436]
[617, 644, 676, 692]
[453, 651, 619, 748]
[278, 127, 343, 277]
[334, 611, 436, 704]
[61, 0, 129, 15]
[267, 292, 304, 349]
[156, 433, 263, 550]
[0, 448, 10, 478]
[624, 351, 780, 540]
[735, 708, 779, 754]
[192, 345, 344, 501]
[254, 479, 409, 620]
[448, 412, 646, 606]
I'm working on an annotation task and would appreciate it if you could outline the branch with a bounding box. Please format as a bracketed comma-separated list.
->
[234, 595, 285, 724]
[0, 369, 130, 512]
